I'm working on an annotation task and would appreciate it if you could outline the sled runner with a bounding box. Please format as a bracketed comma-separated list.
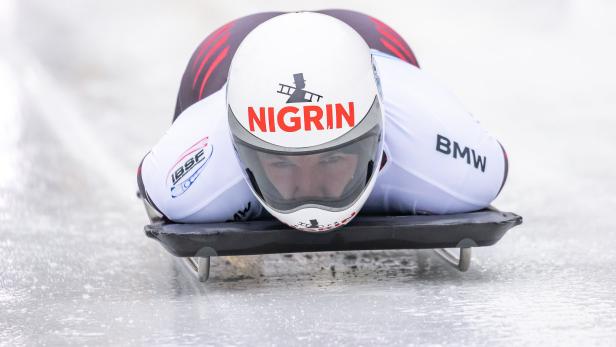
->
[139, 194, 522, 282]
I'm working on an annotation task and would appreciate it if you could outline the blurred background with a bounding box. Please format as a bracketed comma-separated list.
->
[1, 0, 615, 345]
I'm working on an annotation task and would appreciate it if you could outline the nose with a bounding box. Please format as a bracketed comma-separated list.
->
[293, 168, 325, 199]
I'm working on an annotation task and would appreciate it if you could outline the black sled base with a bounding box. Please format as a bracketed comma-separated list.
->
[144, 208, 522, 282]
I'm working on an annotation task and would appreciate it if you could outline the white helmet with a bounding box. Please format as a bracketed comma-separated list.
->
[227, 12, 383, 232]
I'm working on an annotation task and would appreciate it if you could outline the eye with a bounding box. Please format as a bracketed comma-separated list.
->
[320, 155, 344, 165]
[270, 161, 294, 168]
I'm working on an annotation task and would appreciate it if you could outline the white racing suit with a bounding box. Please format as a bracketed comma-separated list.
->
[137, 11, 508, 223]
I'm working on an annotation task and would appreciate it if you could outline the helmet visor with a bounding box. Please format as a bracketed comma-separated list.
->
[236, 129, 381, 212]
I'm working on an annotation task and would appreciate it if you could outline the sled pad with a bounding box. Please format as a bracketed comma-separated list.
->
[145, 209, 522, 258]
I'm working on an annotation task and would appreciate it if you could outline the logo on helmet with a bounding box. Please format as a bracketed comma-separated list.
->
[247, 103, 355, 133]
[245, 73, 355, 134]
[292, 211, 357, 232]
[276, 73, 322, 103]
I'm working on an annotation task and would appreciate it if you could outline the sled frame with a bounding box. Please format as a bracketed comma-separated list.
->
[181, 246, 470, 283]
[138, 191, 521, 282]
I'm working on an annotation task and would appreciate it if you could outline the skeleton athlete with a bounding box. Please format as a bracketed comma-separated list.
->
[137, 10, 509, 231]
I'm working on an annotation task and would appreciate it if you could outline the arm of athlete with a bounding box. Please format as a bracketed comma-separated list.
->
[136, 89, 262, 223]
[364, 50, 508, 214]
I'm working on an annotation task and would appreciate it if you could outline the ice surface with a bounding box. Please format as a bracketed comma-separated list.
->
[1, 0, 615, 345]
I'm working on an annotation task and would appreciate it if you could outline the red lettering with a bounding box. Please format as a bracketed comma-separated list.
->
[247, 102, 355, 132]
[339, 211, 357, 225]
[267, 107, 276, 132]
[335, 102, 355, 129]
[303, 105, 324, 131]
[278, 106, 301, 132]
[326, 104, 334, 129]
[248, 107, 267, 132]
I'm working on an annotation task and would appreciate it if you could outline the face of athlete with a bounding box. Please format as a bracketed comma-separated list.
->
[257, 151, 359, 200]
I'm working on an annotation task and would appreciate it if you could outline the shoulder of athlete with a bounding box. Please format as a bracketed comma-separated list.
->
[139, 88, 230, 216]
[370, 50, 508, 204]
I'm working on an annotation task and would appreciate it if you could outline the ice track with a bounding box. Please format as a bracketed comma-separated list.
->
[1, 1, 616, 345]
